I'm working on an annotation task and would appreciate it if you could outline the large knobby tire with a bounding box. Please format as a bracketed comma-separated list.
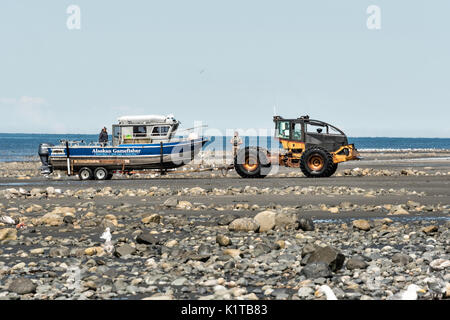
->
[94, 167, 108, 180]
[300, 147, 335, 178]
[78, 167, 93, 181]
[329, 163, 338, 176]
[234, 147, 271, 178]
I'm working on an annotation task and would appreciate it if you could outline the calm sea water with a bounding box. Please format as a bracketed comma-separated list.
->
[0, 133, 449, 162]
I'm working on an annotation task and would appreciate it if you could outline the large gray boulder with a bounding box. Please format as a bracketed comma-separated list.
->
[254, 211, 276, 232]
[228, 218, 259, 232]
[297, 216, 315, 231]
[306, 246, 345, 272]
[8, 278, 37, 294]
[301, 262, 332, 279]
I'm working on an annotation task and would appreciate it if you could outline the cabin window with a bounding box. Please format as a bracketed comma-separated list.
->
[113, 126, 120, 139]
[306, 123, 326, 134]
[152, 126, 170, 136]
[277, 121, 290, 139]
[292, 122, 302, 140]
[133, 126, 147, 137]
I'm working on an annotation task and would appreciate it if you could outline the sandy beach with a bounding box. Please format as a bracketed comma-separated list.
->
[0, 150, 449, 300]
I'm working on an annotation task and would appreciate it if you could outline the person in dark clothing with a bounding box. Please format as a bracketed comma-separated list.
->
[99, 127, 108, 146]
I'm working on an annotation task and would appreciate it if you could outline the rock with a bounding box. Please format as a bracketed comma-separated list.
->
[301, 243, 316, 255]
[37, 213, 64, 226]
[389, 206, 409, 215]
[328, 207, 339, 214]
[274, 212, 297, 229]
[8, 278, 37, 294]
[189, 187, 206, 195]
[223, 249, 242, 258]
[85, 247, 104, 256]
[171, 277, 188, 286]
[253, 243, 272, 257]
[216, 234, 231, 246]
[301, 262, 332, 279]
[114, 244, 136, 257]
[197, 244, 210, 255]
[392, 253, 412, 265]
[254, 210, 276, 232]
[163, 197, 178, 207]
[49, 247, 70, 257]
[228, 218, 259, 232]
[346, 257, 368, 270]
[165, 239, 178, 248]
[136, 233, 163, 245]
[217, 215, 238, 226]
[176, 201, 192, 209]
[0, 228, 17, 241]
[297, 217, 315, 231]
[297, 286, 314, 298]
[30, 248, 45, 255]
[352, 219, 371, 231]
[275, 240, 285, 249]
[141, 214, 162, 224]
[51, 206, 76, 216]
[63, 216, 75, 224]
[307, 246, 345, 272]
[429, 259, 450, 271]
[422, 226, 438, 234]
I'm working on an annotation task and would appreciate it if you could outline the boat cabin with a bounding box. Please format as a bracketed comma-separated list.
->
[112, 114, 179, 146]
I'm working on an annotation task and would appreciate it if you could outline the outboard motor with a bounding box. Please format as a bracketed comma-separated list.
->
[38, 143, 54, 174]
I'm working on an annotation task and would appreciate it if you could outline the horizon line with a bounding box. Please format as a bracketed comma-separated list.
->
[0, 132, 449, 139]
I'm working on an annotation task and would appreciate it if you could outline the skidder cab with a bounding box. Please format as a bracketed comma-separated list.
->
[233, 115, 360, 178]
[273, 115, 360, 177]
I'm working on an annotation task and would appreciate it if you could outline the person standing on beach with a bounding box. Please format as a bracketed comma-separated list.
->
[230, 131, 242, 158]
[99, 127, 108, 146]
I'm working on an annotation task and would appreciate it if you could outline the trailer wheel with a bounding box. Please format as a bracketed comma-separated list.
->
[234, 147, 271, 178]
[300, 147, 334, 178]
[94, 167, 108, 180]
[105, 172, 113, 180]
[78, 167, 93, 181]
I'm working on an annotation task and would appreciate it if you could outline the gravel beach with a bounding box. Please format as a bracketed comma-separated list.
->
[0, 151, 449, 300]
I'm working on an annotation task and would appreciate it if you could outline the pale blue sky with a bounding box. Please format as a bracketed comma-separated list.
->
[0, 1, 449, 137]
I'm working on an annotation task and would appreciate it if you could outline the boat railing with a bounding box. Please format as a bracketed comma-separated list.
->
[59, 140, 112, 147]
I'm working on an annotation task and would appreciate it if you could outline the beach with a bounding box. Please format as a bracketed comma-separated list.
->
[0, 150, 449, 300]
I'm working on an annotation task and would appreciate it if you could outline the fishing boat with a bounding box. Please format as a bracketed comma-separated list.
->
[38, 114, 209, 180]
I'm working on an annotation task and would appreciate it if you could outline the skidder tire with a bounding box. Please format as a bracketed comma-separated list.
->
[94, 167, 108, 180]
[328, 163, 338, 177]
[78, 167, 93, 181]
[234, 147, 271, 178]
[300, 147, 334, 178]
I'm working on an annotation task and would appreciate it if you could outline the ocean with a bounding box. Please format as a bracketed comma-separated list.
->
[0, 133, 449, 162]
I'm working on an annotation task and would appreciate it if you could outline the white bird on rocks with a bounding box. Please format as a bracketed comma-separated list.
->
[0, 215, 16, 225]
[100, 227, 114, 254]
[387, 284, 426, 300]
[314, 285, 338, 300]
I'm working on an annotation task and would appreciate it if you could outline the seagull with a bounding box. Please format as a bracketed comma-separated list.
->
[100, 227, 114, 254]
[100, 227, 112, 242]
[386, 284, 426, 300]
[314, 285, 338, 300]
[0, 215, 16, 225]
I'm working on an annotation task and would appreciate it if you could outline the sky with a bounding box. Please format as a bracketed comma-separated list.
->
[0, 1, 449, 137]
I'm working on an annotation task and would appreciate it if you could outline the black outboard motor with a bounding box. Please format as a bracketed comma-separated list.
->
[38, 143, 54, 174]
